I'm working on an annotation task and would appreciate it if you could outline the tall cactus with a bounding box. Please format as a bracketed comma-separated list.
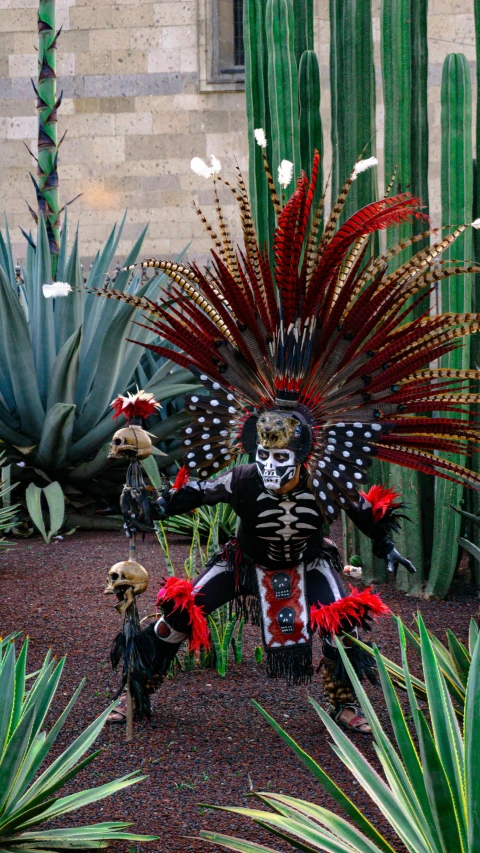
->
[381, 0, 428, 592]
[34, 0, 61, 272]
[244, 0, 276, 251]
[298, 50, 323, 228]
[294, 0, 314, 65]
[426, 54, 473, 598]
[330, 0, 377, 223]
[265, 0, 301, 201]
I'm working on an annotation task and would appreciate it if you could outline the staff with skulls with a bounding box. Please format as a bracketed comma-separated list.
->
[104, 391, 164, 737]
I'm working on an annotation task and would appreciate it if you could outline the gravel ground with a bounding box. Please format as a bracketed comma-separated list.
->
[0, 529, 477, 853]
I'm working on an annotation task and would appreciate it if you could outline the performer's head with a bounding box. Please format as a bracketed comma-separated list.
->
[254, 403, 313, 492]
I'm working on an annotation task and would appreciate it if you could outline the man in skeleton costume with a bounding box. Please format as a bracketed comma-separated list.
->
[98, 144, 480, 731]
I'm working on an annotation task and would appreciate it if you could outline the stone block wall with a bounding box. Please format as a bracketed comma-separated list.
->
[0, 0, 476, 265]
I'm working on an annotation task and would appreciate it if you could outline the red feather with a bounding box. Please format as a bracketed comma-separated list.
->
[359, 485, 400, 522]
[172, 465, 190, 491]
[110, 391, 160, 422]
[310, 586, 391, 637]
[156, 577, 210, 654]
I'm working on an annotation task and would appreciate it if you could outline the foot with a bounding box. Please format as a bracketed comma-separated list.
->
[107, 692, 128, 724]
[334, 704, 371, 734]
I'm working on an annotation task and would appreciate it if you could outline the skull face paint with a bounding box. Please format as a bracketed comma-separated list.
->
[255, 445, 298, 490]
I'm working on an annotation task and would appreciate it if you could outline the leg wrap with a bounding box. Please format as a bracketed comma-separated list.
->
[321, 655, 355, 708]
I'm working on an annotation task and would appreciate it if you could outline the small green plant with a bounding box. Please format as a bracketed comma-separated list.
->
[254, 646, 263, 664]
[209, 608, 245, 677]
[0, 454, 19, 548]
[25, 480, 64, 543]
[200, 613, 480, 853]
[0, 638, 158, 852]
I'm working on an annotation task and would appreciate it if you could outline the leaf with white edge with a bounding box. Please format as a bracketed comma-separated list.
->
[43, 482, 65, 541]
[25, 483, 48, 543]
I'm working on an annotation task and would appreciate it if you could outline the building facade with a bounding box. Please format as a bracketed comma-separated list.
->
[0, 0, 477, 264]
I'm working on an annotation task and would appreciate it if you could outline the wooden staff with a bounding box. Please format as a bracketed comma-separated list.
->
[125, 531, 136, 742]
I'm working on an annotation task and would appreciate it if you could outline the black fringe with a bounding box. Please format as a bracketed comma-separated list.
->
[266, 644, 313, 686]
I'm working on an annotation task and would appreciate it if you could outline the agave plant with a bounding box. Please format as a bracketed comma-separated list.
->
[0, 213, 197, 507]
[0, 638, 157, 852]
[200, 613, 480, 853]
[352, 613, 476, 717]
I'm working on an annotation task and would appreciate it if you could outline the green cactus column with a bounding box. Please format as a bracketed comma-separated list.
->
[381, 0, 428, 593]
[330, 0, 382, 579]
[426, 54, 473, 598]
[298, 50, 323, 228]
[294, 0, 313, 65]
[471, 0, 480, 593]
[265, 0, 301, 201]
[330, 0, 377, 222]
[244, 0, 276, 250]
[36, 0, 60, 272]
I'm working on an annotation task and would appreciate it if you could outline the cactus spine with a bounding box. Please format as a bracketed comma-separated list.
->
[426, 54, 473, 598]
[35, 0, 61, 272]
[381, 0, 429, 592]
[265, 0, 301, 201]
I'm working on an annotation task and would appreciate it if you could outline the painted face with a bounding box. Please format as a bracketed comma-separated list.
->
[255, 444, 298, 490]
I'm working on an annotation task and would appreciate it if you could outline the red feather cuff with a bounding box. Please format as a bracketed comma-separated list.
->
[156, 577, 210, 654]
[360, 484, 400, 523]
[310, 586, 391, 637]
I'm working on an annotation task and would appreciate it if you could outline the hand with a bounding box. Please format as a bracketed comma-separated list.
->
[386, 547, 416, 575]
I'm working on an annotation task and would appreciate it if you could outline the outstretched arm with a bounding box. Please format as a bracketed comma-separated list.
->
[345, 485, 416, 574]
[157, 467, 238, 518]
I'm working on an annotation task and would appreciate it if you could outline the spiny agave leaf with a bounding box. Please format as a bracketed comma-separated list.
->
[0, 216, 16, 288]
[43, 482, 64, 540]
[25, 483, 48, 542]
[47, 327, 82, 410]
[458, 535, 480, 564]
[0, 266, 45, 438]
[81, 215, 127, 356]
[55, 208, 68, 282]
[55, 226, 84, 351]
[0, 643, 15, 755]
[31, 216, 55, 408]
[140, 455, 162, 490]
[0, 703, 37, 811]
[450, 503, 480, 526]
[35, 404, 76, 471]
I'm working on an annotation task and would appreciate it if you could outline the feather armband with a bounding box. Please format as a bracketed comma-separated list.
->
[360, 484, 406, 535]
[156, 577, 210, 654]
[310, 586, 391, 637]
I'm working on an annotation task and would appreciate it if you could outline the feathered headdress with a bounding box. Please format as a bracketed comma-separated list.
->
[110, 390, 161, 423]
[90, 139, 480, 523]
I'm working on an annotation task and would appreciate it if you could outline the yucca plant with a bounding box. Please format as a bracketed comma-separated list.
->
[352, 613, 477, 717]
[200, 613, 480, 853]
[160, 502, 237, 541]
[0, 213, 197, 509]
[0, 453, 19, 547]
[0, 638, 157, 852]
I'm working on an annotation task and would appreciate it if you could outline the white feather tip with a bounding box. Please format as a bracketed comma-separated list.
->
[278, 159, 294, 189]
[42, 282, 72, 298]
[254, 128, 267, 148]
[190, 157, 213, 179]
[209, 154, 222, 175]
[472, 218, 480, 229]
[352, 156, 378, 180]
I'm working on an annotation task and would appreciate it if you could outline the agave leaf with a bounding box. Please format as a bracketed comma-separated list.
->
[0, 644, 15, 755]
[81, 215, 126, 351]
[450, 503, 480, 526]
[251, 701, 393, 853]
[31, 216, 55, 407]
[140, 455, 162, 490]
[42, 482, 64, 540]
[55, 226, 84, 351]
[25, 483, 48, 543]
[458, 535, 480, 564]
[0, 266, 44, 438]
[67, 443, 112, 482]
[468, 619, 478, 656]
[55, 209, 68, 283]
[0, 703, 37, 811]
[35, 404, 76, 471]
[446, 630, 471, 687]
[198, 831, 286, 852]
[465, 632, 480, 851]
[11, 639, 29, 734]
[47, 328, 82, 410]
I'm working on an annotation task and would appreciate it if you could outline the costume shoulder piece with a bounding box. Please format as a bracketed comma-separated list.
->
[90, 140, 480, 522]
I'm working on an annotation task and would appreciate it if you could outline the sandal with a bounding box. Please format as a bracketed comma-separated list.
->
[107, 692, 128, 724]
[331, 703, 371, 735]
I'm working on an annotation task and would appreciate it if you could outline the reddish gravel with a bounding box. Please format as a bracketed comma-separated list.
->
[0, 530, 477, 853]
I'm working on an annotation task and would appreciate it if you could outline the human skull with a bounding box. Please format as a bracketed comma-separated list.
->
[104, 559, 149, 597]
[256, 445, 298, 490]
[108, 425, 152, 460]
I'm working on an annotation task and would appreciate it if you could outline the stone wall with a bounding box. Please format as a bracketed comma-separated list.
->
[0, 0, 476, 265]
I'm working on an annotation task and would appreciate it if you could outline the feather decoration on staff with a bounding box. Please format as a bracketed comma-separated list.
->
[85, 143, 480, 520]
